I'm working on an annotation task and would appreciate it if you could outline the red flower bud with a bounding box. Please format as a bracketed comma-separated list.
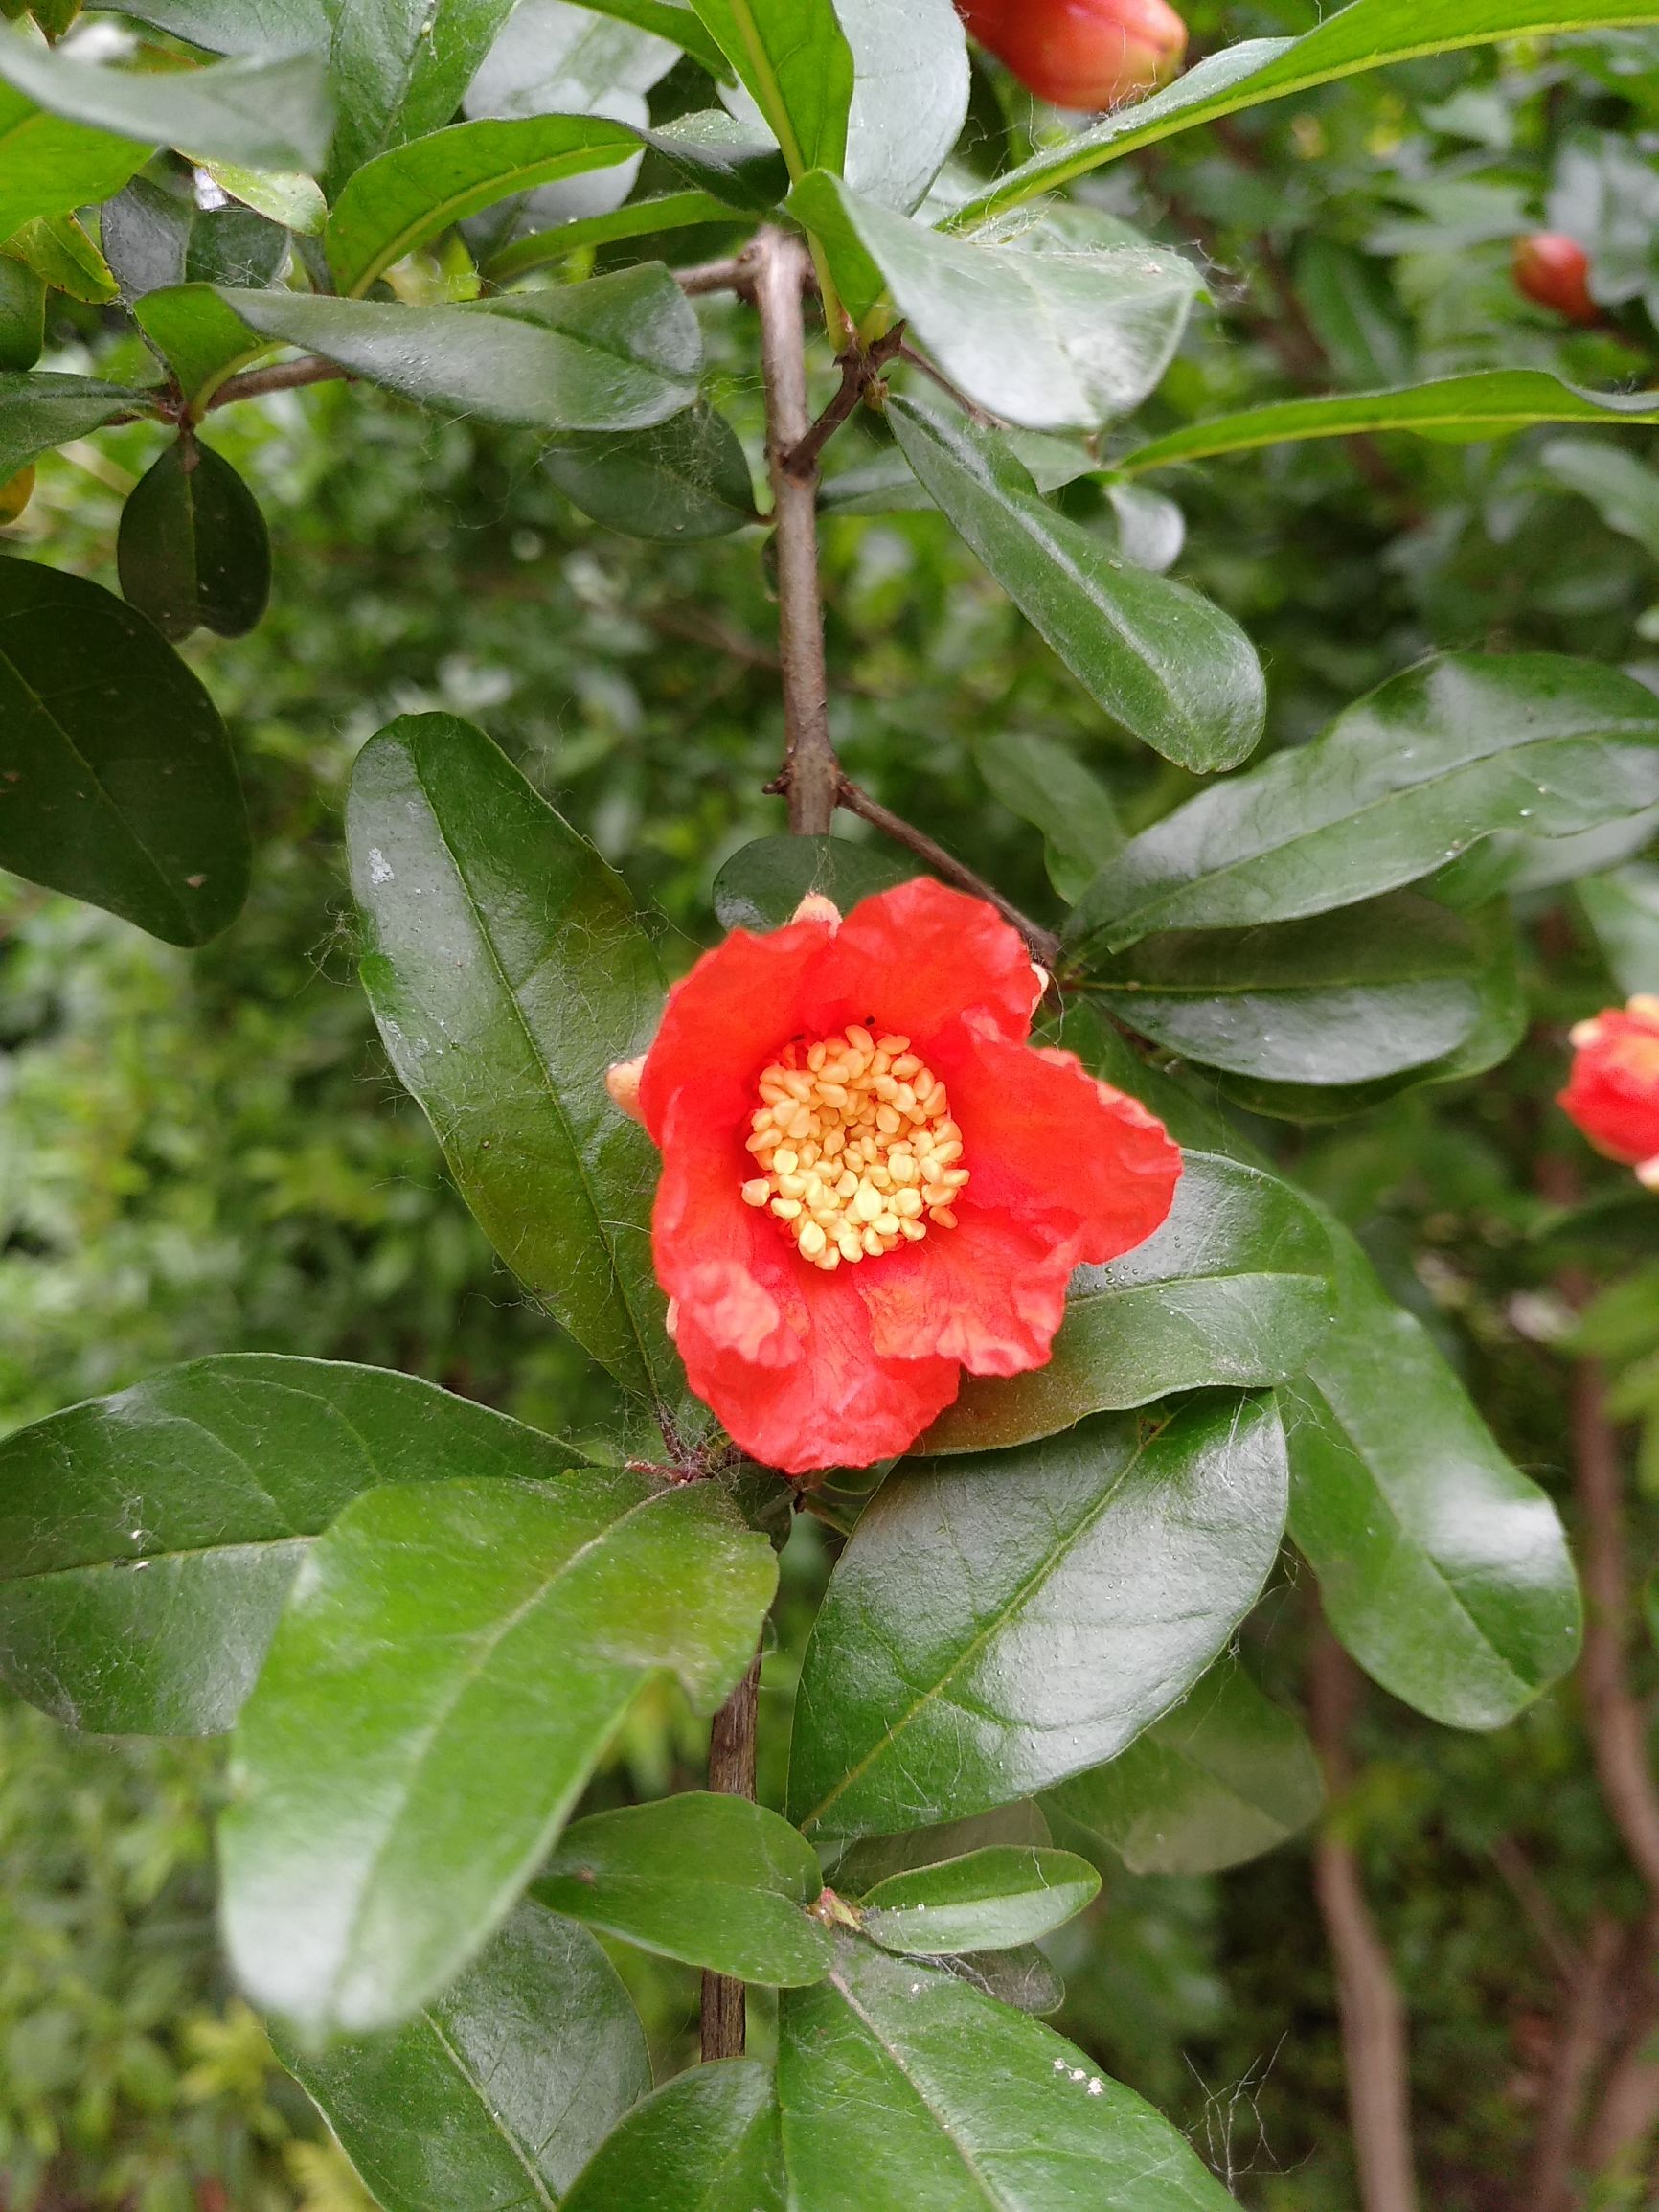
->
[1512, 233, 1600, 328]
[614, 878, 1181, 1474]
[957, 0, 1188, 109]
[1558, 995, 1659, 1187]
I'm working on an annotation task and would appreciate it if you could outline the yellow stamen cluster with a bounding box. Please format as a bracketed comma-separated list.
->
[740, 1025, 969, 1270]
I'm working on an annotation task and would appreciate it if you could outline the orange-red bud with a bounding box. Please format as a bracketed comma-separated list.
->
[957, 0, 1187, 109]
[1512, 233, 1600, 328]
[1558, 996, 1659, 1186]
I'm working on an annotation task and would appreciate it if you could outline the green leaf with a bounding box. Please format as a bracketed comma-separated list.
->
[828, 1801, 1056, 1894]
[1070, 653, 1659, 953]
[536, 1792, 832, 1984]
[182, 203, 288, 289]
[855, 1846, 1100, 1956]
[837, 0, 966, 215]
[779, 1936, 1236, 2211]
[0, 370, 153, 478]
[0, 82, 149, 239]
[0, 34, 334, 174]
[543, 402, 758, 540]
[1579, 863, 1659, 995]
[3, 213, 116, 303]
[1294, 236, 1413, 388]
[326, 113, 641, 295]
[1541, 435, 1659, 561]
[1083, 893, 1489, 1083]
[278, 1901, 651, 2212]
[949, 0, 1659, 228]
[102, 174, 194, 299]
[687, 0, 852, 180]
[794, 179, 1201, 430]
[133, 284, 268, 412]
[221, 1467, 777, 2038]
[0, 554, 248, 946]
[0, 258, 41, 373]
[1286, 1223, 1581, 1729]
[325, 0, 516, 194]
[789, 1394, 1289, 1843]
[117, 438, 271, 642]
[485, 188, 738, 283]
[639, 107, 789, 211]
[347, 712, 675, 1404]
[0, 1353, 593, 1739]
[920, 1152, 1335, 1456]
[193, 158, 329, 236]
[1044, 1653, 1323, 1876]
[712, 832, 920, 932]
[1116, 371, 1659, 476]
[549, 0, 735, 80]
[1213, 901, 1526, 1123]
[890, 401, 1266, 775]
[563, 2062, 784, 2212]
[218, 262, 702, 431]
[976, 732, 1123, 904]
[117, 0, 334, 56]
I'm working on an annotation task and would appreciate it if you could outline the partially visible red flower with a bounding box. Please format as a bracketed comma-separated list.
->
[956, 0, 1188, 111]
[1558, 995, 1659, 1186]
[611, 878, 1182, 1475]
[1512, 234, 1600, 327]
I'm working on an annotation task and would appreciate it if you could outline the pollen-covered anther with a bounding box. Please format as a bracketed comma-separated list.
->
[739, 1024, 969, 1270]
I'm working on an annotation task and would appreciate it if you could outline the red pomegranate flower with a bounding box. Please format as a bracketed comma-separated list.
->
[608, 878, 1182, 1475]
[1559, 995, 1659, 1187]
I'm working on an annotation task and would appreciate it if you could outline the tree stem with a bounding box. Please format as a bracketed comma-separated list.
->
[700, 1654, 761, 2061]
[835, 778, 1060, 967]
[1307, 1626, 1420, 2212]
[748, 227, 839, 836]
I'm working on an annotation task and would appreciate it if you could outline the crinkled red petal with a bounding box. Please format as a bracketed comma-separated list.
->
[813, 877, 1040, 1050]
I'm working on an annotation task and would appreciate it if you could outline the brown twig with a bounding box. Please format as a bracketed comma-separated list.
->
[1525, 1914, 1623, 2212]
[205, 355, 353, 411]
[895, 341, 999, 428]
[676, 255, 752, 299]
[784, 325, 908, 483]
[834, 776, 1061, 967]
[1307, 1626, 1420, 2212]
[701, 1654, 761, 2060]
[747, 226, 840, 836]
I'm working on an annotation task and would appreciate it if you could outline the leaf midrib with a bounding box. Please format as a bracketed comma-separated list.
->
[421, 2008, 559, 2212]
[829, 1965, 1005, 2206]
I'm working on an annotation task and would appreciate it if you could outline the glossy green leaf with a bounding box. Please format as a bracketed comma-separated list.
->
[790, 1394, 1289, 1843]
[0, 554, 247, 945]
[117, 438, 271, 642]
[1214, 901, 1526, 1122]
[0, 81, 148, 241]
[638, 107, 789, 211]
[1084, 893, 1488, 1083]
[0, 259, 42, 374]
[950, 0, 1659, 227]
[1579, 864, 1659, 995]
[0, 34, 333, 173]
[543, 402, 758, 540]
[890, 402, 1265, 775]
[1541, 436, 1659, 560]
[0, 1353, 593, 1739]
[1071, 653, 1659, 953]
[279, 1901, 650, 2212]
[221, 1467, 777, 2037]
[536, 1793, 831, 1984]
[1117, 371, 1659, 476]
[828, 1801, 1055, 1893]
[102, 174, 194, 299]
[688, 0, 852, 180]
[976, 732, 1122, 903]
[134, 284, 267, 411]
[219, 263, 701, 431]
[1287, 1223, 1581, 1729]
[117, 0, 333, 55]
[838, 0, 966, 214]
[347, 712, 674, 1403]
[182, 203, 287, 289]
[921, 1152, 1334, 1456]
[325, 0, 516, 194]
[563, 2061, 784, 2212]
[712, 832, 919, 932]
[326, 113, 641, 295]
[856, 1847, 1099, 1956]
[486, 188, 737, 282]
[193, 158, 328, 235]
[1044, 1653, 1322, 1876]
[0, 370, 153, 478]
[795, 179, 1200, 431]
[780, 1936, 1236, 2211]
[1295, 237, 1413, 389]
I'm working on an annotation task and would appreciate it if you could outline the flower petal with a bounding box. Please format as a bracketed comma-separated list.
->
[815, 878, 1041, 1051]
[857, 1201, 1071, 1377]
